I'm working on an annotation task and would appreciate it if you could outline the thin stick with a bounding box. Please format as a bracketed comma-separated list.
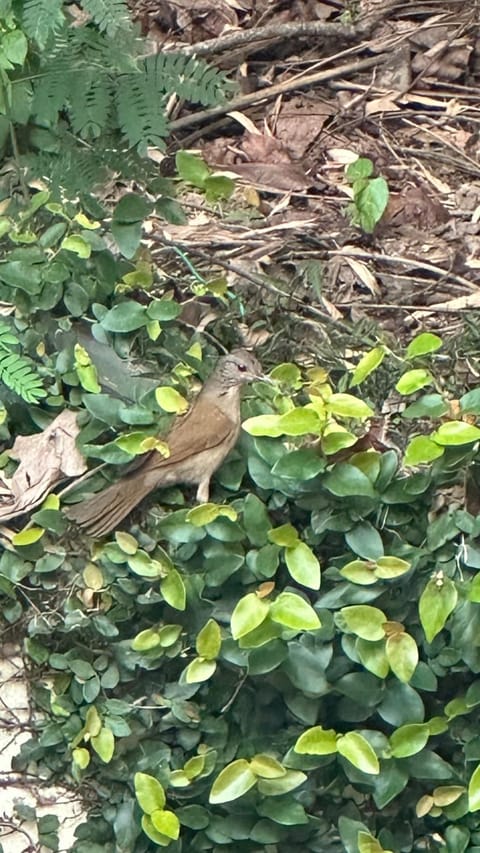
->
[169, 53, 390, 133]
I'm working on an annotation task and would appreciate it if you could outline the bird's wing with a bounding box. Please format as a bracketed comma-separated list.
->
[135, 395, 238, 473]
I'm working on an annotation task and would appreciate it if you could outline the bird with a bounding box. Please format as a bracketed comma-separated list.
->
[64, 349, 265, 538]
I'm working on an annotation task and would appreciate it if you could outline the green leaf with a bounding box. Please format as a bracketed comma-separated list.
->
[326, 393, 373, 419]
[419, 577, 458, 643]
[249, 754, 286, 779]
[347, 158, 374, 180]
[146, 298, 181, 321]
[340, 560, 377, 586]
[204, 174, 235, 202]
[323, 463, 376, 498]
[396, 369, 433, 395]
[242, 414, 283, 437]
[91, 726, 115, 763]
[155, 386, 188, 413]
[135, 772, 166, 814]
[403, 435, 444, 466]
[278, 407, 321, 436]
[231, 593, 269, 639]
[12, 527, 45, 546]
[340, 605, 387, 640]
[386, 632, 418, 683]
[375, 556, 411, 579]
[389, 723, 429, 758]
[285, 542, 321, 590]
[337, 732, 379, 774]
[350, 347, 386, 387]
[184, 657, 216, 683]
[406, 333, 443, 359]
[402, 394, 449, 419]
[131, 628, 161, 651]
[294, 726, 338, 755]
[268, 524, 299, 547]
[431, 421, 480, 446]
[61, 235, 91, 258]
[356, 638, 390, 678]
[150, 809, 180, 841]
[141, 814, 171, 846]
[187, 503, 237, 526]
[354, 177, 389, 232]
[176, 150, 210, 188]
[257, 770, 307, 796]
[3, 29, 28, 65]
[196, 619, 221, 659]
[160, 569, 186, 611]
[209, 759, 257, 804]
[101, 301, 147, 332]
[345, 522, 384, 560]
[357, 832, 385, 853]
[72, 747, 90, 770]
[271, 449, 324, 480]
[270, 592, 321, 631]
[460, 388, 480, 415]
[114, 193, 152, 223]
[468, 764, 480, 812]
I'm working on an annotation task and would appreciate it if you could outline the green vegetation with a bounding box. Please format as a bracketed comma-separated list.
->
[1, 4, 480, 853]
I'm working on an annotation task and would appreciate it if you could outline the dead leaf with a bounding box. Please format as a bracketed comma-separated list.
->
[0, 410, 86, 521]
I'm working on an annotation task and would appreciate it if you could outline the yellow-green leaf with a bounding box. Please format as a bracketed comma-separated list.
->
[209, 759, 257, 804]
[91, 726, 115, 763]
[337, 732, 379, 774]
[155, 386, 188, 413]
[12, 527, 45, 546]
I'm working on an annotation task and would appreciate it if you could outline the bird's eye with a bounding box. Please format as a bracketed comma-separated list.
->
[237, 363, 247, 372]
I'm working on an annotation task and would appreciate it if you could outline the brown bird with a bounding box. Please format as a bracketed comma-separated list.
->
[64, 349, 265, 537]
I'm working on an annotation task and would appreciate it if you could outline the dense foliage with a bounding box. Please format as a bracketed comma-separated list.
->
[2, 180, 480, 853]
[3, 4, 480, 853]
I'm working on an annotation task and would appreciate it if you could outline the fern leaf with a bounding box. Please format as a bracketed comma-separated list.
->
[80, 0, 132, 38]
[69, 71, 113, 139]
[144, 53, 236, 107]
[22, 0, 65, 50]
[116, 74, 169, 153]
[0, 350, 46, 403]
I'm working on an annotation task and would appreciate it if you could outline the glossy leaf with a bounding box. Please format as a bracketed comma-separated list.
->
[419, 577, 458, 643]
[406, 333, 442, 358]
[231, 593, 269, 639]
[340, 605, 387, 641]
[135, 772, 166, 814]
[196, 619, 221, 660]
[270, 592, 321, 631]
[337, 732, 379, 774]
[285, 542, 321, 590]
[350, 347, 386, 387]
[389, 723, 429, 758]
[431, 421, 480, 446]
[209, 759, 257, 804]
[294, 726, 337, 755]
[395, 369, 433, 395]
[386, 632, 418, 683]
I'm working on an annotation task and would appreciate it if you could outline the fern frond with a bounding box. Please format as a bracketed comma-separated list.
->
[144, 53, 236, 107]
[24, 146, 110, 196]
[21, 0, 66, 50]
[115, 74, 169, 152]
[0, 326, 46, 404]
[80, 0, 132, 37]
[69, 71, 113, 139]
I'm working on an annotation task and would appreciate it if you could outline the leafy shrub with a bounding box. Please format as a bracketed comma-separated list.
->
[4, 184, 480, 853]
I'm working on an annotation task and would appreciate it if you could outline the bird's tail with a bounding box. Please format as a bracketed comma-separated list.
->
[64, 475, 149, 538]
